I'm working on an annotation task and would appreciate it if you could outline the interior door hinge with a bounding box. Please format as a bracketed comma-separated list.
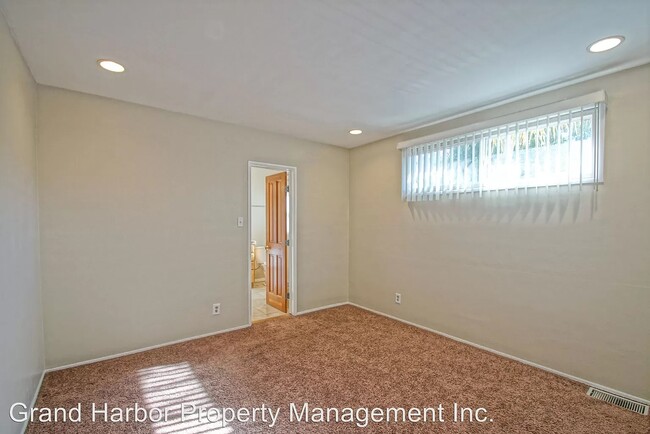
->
[286, 292, 290, 300]
[285, 239, 290, 246]
[286, 185, 290, 193]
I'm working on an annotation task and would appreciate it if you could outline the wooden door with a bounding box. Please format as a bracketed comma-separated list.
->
[265, 172, 288, 312]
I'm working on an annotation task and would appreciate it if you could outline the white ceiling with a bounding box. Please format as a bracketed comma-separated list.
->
[1, 1, 649, 148]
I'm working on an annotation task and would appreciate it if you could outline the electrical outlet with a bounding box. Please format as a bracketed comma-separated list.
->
[212, 303, 221, 315]
[395, 293, 401, 304]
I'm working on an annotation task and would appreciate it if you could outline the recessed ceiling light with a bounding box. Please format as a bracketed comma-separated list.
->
[587, 36, 624, 53]
[97, 59, 125, 73]
[349, 129, 363, 135]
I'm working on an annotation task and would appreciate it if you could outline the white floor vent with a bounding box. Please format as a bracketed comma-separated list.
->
[587, 387, 649, 416]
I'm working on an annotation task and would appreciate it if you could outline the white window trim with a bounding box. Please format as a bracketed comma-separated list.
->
[399, 91, 606, 202]
[397, 91, 606, 150]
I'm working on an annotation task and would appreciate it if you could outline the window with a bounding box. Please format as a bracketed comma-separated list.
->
[400, 92, 606, 201]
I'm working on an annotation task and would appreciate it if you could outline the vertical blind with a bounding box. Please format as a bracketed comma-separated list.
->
[400, 93, 606, 201]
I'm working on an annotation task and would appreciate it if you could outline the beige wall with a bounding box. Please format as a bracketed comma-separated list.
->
[37, 87, 349, 368]
[10, 24, 647, 402]
[350, 64, 650, 400]
[0, 12, 44, 434]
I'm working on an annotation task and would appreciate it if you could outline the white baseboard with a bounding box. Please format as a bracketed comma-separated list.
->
[44, 302, 348, 373]
[45, 302, 344, 373]
[22, 370, 45, 434]
[47, 301, 348, 373]
[45, 323, 250, 373]
[35, 301, 648, 409]
[294, 301, 350, 316]
[348, 302, 650, 406]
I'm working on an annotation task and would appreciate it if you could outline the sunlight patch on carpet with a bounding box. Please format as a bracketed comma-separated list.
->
[138, 362, 233, 434]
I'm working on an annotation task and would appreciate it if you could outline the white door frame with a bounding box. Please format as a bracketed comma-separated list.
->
[247, 161, 297, 325]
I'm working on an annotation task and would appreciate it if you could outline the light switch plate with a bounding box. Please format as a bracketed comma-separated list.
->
[237, 217, 244, 227]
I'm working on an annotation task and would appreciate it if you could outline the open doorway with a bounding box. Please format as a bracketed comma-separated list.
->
[248, 162, 297, 323]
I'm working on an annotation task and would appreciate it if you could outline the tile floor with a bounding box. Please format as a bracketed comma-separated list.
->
[252, 286, 286, 321]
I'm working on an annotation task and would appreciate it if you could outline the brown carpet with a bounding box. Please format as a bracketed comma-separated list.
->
[27, 305, 648, 433]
